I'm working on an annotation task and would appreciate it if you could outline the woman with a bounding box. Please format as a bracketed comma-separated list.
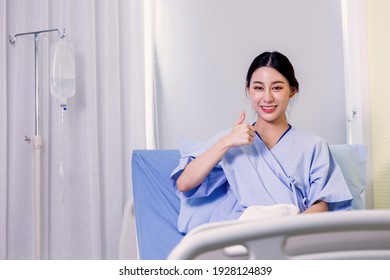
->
[171, 51, 352, 234]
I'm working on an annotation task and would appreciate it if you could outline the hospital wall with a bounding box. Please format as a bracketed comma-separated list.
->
[154, 0, 347, 149]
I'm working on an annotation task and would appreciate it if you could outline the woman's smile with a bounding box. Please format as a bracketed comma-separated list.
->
[260, 105, 277, 113]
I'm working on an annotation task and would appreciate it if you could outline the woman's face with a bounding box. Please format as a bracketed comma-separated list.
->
[247, 66, 296, 125]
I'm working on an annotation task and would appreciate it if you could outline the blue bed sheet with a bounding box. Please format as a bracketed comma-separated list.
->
[132, 150, 184, 260]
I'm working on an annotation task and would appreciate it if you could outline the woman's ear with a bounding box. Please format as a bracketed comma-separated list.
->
[289, 87, 297, 98]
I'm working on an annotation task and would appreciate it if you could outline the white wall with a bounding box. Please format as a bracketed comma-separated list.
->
[155, 0, 347, 149]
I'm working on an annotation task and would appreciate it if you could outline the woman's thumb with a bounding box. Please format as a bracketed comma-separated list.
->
[235, 111, 246, 125]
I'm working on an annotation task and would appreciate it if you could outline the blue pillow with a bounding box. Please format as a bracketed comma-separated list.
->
[329, 145, 367, 210]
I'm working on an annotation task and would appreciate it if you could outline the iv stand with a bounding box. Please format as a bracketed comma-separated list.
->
[9, 28, 65, 260]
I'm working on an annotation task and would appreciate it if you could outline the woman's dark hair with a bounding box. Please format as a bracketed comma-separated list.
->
[246, 51, 299, 92]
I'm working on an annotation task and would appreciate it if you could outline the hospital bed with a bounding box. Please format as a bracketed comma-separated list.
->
[124, 145, 390, 260]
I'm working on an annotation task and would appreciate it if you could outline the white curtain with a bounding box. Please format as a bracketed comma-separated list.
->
[0, 0, 154, 259]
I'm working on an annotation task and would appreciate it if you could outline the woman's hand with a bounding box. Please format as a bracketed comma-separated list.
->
[223, 111, 256, 148]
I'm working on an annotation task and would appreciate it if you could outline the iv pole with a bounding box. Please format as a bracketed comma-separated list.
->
[9, 28, 65, 260]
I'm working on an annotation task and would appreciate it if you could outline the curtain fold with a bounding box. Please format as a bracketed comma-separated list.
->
[1, 0, 150, 260]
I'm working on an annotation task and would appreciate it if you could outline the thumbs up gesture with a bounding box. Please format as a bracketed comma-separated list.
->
[235, 111, 247, 126]
[225, 111, 256, 147]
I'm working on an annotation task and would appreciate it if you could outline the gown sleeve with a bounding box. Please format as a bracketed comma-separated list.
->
[169, 130, 233, 233]
[308, 140, 353, 211]
[170, 130, 230, 199]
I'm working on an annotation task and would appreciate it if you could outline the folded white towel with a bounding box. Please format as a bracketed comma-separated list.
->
[223, 204, 299, 257]
[239, 204, 300, 221]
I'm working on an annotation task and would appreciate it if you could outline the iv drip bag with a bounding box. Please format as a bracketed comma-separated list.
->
[50, 39, 75, 109]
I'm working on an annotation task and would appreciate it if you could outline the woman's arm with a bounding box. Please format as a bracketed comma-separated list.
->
[176, 137, 231, 192]
[176, 112, 255, 192]
[302, 200, 328, 214]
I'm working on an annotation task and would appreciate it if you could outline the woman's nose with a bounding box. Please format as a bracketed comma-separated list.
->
[263, 89, 274, 102]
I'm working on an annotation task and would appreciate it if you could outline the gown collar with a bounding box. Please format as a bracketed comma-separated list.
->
[252, 123, 292, 147]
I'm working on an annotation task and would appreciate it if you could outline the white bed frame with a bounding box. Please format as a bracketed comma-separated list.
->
[168, 210, 390, 260]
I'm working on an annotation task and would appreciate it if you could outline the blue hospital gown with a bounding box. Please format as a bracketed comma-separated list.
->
[170, 127, 353, 234]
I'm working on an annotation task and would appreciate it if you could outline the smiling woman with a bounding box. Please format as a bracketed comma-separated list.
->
[170, 51, 352, 234]
[245, 52, 299, 149]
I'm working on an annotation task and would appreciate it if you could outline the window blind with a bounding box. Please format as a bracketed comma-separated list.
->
[367, 0, 390, 208]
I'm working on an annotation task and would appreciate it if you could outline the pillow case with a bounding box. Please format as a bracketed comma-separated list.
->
[329, 144, 367, 210]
